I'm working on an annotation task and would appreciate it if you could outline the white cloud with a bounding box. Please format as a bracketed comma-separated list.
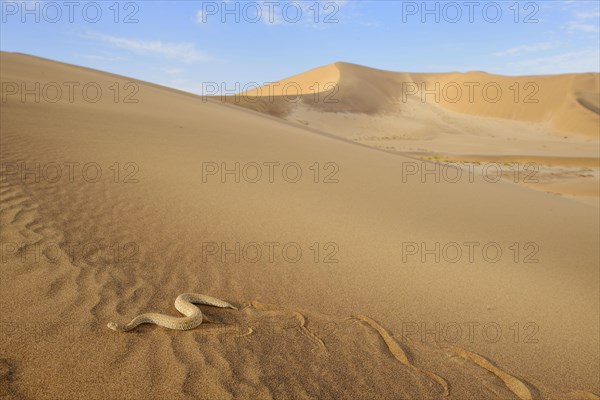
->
[82, 54, 126, 62]
[566, 21, 599, 33]
[573, 10, 600, 19]
[561, 2, 600, 34]
[493, 42, 556, 57]
[505, 48, 600, 74]
[164, 67, 184, 75]
[194, 10, 206, 24]
[86, 33, 212, 63]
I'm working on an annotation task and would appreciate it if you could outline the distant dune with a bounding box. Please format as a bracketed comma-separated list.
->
[1, 52, 599, 399]
[226, 61, 600, 138]
[221, 62, 600, 204]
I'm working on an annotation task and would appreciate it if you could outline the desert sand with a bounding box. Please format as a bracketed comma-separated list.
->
[1, 52, 599, 399]
[224, 62, 600, 206]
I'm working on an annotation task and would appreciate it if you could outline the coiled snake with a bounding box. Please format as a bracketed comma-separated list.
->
[107, 293, 237, 332]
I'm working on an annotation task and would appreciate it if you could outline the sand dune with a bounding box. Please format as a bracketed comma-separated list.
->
[223, 62, 600, 204]
[1, 52, 599, 399]
[232, 61, 599, 138]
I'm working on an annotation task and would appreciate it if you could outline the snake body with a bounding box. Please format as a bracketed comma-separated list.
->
[107, 293, 237, 332]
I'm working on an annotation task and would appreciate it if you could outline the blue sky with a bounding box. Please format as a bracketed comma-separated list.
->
[1, 0, 599, 94]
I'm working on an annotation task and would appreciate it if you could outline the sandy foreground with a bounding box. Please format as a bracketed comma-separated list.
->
[0, 52, 599, 399]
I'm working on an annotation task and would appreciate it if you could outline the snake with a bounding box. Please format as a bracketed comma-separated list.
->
[107, 293, 237, 332]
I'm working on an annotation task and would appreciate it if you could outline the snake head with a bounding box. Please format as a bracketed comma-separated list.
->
[107, 322, 121, 331]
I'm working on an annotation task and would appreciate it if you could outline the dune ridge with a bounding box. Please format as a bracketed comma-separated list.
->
[231, 61, 599, 138]
[222, 61, 600, 204]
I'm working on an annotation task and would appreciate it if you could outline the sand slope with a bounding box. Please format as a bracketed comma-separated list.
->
[223, 62, 600, 205]
[1, 52, 599, 399]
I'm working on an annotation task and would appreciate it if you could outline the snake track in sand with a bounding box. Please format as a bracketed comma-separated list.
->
[107, 293, 237, 332]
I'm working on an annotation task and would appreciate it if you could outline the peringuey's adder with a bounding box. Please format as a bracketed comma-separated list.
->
[107, 293, 237, 332]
